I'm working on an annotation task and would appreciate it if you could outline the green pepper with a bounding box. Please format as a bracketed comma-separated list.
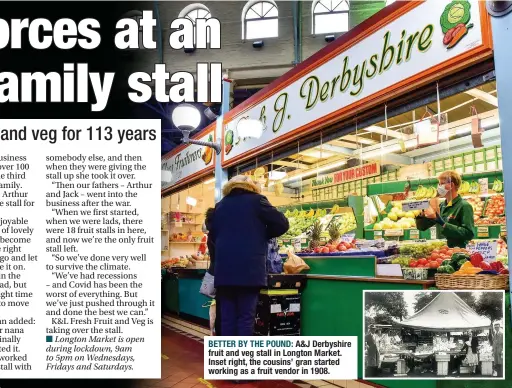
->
[442, 259, 451, 267]
[438, 265, 455, 274]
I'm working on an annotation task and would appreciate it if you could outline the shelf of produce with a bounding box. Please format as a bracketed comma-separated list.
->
[170, 222, 202, 226]
[169, 241, 201, 244]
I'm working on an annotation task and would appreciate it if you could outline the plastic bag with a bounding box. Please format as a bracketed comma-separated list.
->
[283, 248, 310, 274]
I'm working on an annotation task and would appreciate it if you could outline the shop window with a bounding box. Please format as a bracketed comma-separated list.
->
[312, 0, 349, 35]
[242, 0, 279, 40]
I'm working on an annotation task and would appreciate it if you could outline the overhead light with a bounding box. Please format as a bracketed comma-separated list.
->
[204, 178, 215, 185]
[237, 118, 264, 139]
[252, 40, 264, 48]
[186, 196, 197, 207]
[365, 125, 405, 139]
[325, 35, 335, 42]
[269, 171, 287, 180]
[172, 104, 201, 131]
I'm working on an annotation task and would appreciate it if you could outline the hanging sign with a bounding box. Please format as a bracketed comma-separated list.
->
[222, 0, 490, 166]
[478, 178, 488, 194]
[415, 112, 439, 147]
[312, 162, 380, 188]
[161, 127, 215, 191]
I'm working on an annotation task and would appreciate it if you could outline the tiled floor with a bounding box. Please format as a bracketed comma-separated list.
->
[148, 324, 381, 388]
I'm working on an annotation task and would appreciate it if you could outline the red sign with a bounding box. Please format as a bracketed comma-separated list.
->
[332, 162, 380, 184]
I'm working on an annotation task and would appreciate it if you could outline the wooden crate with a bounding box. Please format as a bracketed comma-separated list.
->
[481, 360, 493, 376]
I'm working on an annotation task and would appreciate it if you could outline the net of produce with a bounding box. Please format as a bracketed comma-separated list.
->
[485, 195, 505, 217]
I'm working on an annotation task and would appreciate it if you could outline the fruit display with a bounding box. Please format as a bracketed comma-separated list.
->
[373, 202, 420, 230]
[309, 220, 323, 251]
[304, 240, 357, 254]
[413, 186, 437, 200]
[433, 336, 451, 352]
[333, 213, 357, 236]
[171, 232, 190, 242]
[390, 256, 414, 268]
[398, 241, 446, 259]
[475, 216, 506, 225]
[281, 217, 317, 239]
[492, 179, 504, 193]
[497, 238, 507, 258]
[466, 196, 484, 222]
[161, 257, 190, 268]
[485, 195, 505, 216]
[327, 220, 341, 244]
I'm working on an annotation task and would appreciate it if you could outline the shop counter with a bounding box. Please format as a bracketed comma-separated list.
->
[299, 255, 436, 388]
[162, 268, 210, 322]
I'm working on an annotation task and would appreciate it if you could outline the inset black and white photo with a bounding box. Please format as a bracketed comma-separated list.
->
[363, 290, 505, 380]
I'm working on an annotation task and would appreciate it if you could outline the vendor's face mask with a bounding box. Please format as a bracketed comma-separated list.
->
[437, 181, 451, 197]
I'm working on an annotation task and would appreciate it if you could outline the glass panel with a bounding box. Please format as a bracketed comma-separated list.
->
[246, 19, 278, 39]
[314, 0, 331, 13]
[266, 5, 278, 17]
[246, 8, 261, 20]
[333, 0, 349, 12]
[262, 1, 273, 15]
[314, 12, 348, 34]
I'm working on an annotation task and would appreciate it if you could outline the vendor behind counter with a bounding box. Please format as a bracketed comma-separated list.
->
[416, 171, 474, 248]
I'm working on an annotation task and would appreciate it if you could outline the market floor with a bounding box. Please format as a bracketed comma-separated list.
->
[135, 327, 304, 388]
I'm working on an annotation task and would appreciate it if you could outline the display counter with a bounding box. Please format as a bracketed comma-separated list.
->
[162, 268, 210, 322]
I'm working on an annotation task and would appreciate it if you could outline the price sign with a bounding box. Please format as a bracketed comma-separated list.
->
[385, 229, 404, 237]
[409, 229, 420, 239]
[466, 240, 497, 261]
[293, 239, 301, 252]
[374, 231, 383, 238]
[430, 227, 437, 240]
[402, 200, 430, 211]
[478, 178, 488, 194]
[501, 225, 507, 236]
[477, 226, 489, 238]
[341, 233, 356, 242]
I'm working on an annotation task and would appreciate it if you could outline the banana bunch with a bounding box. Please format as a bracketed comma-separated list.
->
[492, 179, 504, 193]
[468, 181, 480, 194]
[414, 186, 437, 200]
[459, 181, 470, 194]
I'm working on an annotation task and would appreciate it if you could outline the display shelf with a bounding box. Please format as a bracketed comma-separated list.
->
[170, 222, 202, 226]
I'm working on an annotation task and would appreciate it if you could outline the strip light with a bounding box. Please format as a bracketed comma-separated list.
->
[186, 196, 197, 207]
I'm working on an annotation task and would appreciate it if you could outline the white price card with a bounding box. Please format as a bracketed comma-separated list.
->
[402, 200, 430, 211]
[466, 240, 498, 261]
[384, 229, 404, 237]
[430, 227, 437, 240]
[479, 178, 489, 194]
[204, 336, 357, 380]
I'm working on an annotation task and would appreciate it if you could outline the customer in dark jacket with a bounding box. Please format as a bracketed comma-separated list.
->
[209, 175, 289, 336]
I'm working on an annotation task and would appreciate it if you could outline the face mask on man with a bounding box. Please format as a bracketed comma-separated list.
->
[437, 185, 448, 197]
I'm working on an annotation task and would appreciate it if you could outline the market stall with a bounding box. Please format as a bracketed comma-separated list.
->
[161, 125, 216, 323]
[214, 0, 509, 386]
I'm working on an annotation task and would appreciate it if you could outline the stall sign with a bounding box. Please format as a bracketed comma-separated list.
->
[477, 226, 489, 238]
[161, 129, 215, 191]
[312, 162, 380, 188]
[478, 178, 489, 194]
[222, 0, 489, 166]
[385, 229, 404, 237]
[501, 225, 507, 237]
[466, 240, 497, 262]
[341, 233, 356, 242]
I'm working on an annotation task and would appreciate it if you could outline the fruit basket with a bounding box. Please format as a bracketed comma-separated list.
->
[435, 273, 509, 290]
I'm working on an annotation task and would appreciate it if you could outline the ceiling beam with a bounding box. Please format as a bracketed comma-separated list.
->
[465, 89, 499, 107]
[273, 160, 309, 169]
[342, 134, 377, 145]
[363, 125, 406, 140]
[330, 140, 360, 149]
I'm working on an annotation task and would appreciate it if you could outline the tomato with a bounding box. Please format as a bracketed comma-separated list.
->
[314, 247, 322, 253]
[429, 261, 440, 269]
[322, 247, 329, 254]
[329, 246, 337, 252]
[339, 246, 347, 251]
[337, 244, 345, 251]
[409, 261, 418, 268]
[437, 259, 445, 265]
[431, 253, 440, 260]
[447, 249, 454, 256]
[418, 258, 428, 265]
[343, 242, 351, 249]
[432, 249, 440, 254]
